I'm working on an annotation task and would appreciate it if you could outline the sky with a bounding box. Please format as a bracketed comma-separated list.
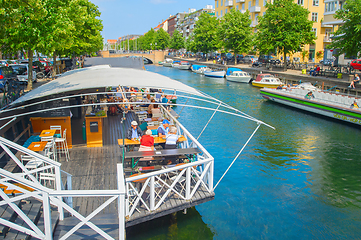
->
[91, 0, 213, 41]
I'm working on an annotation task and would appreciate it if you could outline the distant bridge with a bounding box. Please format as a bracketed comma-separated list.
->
[100, 51, 169, 64]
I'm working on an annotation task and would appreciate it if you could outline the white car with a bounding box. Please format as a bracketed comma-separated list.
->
[9, 64, 37, 83]
[243, 55, 258, 64]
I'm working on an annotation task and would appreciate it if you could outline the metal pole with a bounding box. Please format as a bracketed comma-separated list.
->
[214, 123, 261, 190]
[196, 102, 221, 141]
[122, 111, 126, 165]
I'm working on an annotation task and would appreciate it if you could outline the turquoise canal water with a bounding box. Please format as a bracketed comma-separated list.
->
[127, 65, 361, 239]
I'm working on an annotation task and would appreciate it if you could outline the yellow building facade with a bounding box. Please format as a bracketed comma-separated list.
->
[215, 0, 333, 62]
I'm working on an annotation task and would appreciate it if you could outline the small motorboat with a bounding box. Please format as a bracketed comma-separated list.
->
[163, 58, 173, 67]
[225, 68, 252, 83]
[191, 65, 209, 74]
[172, 61, 190, 70]
[252, 74, 283, 88]
[204, 69, 226, 78]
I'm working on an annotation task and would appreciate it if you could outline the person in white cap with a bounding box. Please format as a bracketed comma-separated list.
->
[126, 120, 143, 140]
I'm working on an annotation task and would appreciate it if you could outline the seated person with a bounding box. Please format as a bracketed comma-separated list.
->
[157, 119, 170, 137]
[126, 121, 143, 140]
[147, 99, 158, 117]
[309, 65, 320, 76]
[161, 94, 170, 110]
[165, 127, 179, 149]
[304, 91, 315, 100]
[121, 98, 130, 113]
[349, 74, 360, 89]
[139, 129, 154, 151]
[276, 84, 283, 90]
[350, 100, 359, 109]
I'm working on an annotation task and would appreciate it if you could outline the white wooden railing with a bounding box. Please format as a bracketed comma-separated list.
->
[0, 137, 127, 239]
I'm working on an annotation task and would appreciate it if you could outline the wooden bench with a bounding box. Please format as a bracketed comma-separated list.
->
[123, 148, 202, 168]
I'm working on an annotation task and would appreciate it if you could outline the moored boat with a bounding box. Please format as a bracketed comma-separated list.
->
[191, 64, 209, 74]
[172, 61, 190, 70]
[252, 74, 283, 88]
[260, 87, 361, 125]
[225, 68, 252, 83]
[204, 69, 226, 78]
[162, 58, 173, 67]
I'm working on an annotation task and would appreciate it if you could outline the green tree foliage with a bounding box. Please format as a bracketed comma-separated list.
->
[329, 0, 361, 57]
[143, 29, 156, 50]
[169, 30, 185, 50]
[255, 0, 315, 71]
[154, 28, 170, 50]
[219, 8, 253, 65]
[192, 12, 219, 60]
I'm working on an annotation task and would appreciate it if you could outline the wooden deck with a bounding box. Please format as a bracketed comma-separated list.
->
[57, 112, 214, 229]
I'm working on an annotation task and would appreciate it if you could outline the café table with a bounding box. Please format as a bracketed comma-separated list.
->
[27, 141, 47, 152]
[39, 129, 56, 138]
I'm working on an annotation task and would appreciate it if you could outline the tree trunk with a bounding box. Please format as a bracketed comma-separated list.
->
[27, 49, 33, 91]
[283, 52, 287, 72]
[52, 51, 57, 79]
[234, 52, 237, 65]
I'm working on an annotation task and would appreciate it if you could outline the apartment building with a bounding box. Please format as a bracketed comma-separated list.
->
[176, 6, 215, 40]
[215, 0, 334, 62]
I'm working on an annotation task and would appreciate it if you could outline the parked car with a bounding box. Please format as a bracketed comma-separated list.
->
[236, 54, 244, 63]
[243, 55, 258, 64]
[258, 55, 274, 63]
[226, 53, 234, 61]
[252, 61, 262, 67]
[0, 66, 17, 90]
[270, 59, 281, 64]
[349, 59, 361, 70]
[19, 60, 45, 73]
[0, 60, 9, 66]
[9, 64, 37, 84]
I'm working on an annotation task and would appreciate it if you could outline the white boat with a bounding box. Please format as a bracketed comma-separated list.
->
[225, 68, 251, 83]
[204, 69, 226, 78]
[261, 87, 361, 126]
[172, 61, 190, 70]
[191, 65, 211, 74]
[252, 74, 283, 88]
[162, 58, 173, 67]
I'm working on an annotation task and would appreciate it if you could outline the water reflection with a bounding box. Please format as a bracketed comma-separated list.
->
[126, 207, 214, 240]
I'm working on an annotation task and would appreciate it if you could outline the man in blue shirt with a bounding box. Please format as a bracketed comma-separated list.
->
[126, 121, 143, 140]
[157, 119, 170, 137]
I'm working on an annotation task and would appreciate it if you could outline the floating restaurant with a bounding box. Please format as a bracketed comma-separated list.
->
[0, 60, 272, 239]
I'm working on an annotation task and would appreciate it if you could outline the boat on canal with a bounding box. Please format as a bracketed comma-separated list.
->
[204, 69, 226, 78]
[252, 74, 283, 88]
[225, 68, 252, 83]
[172, 61, 190, 70]
[191, 65, 210, 74]
[0, 62, 272, 239]
[162, 58, 173, 67]
[260, 87, 361, 125]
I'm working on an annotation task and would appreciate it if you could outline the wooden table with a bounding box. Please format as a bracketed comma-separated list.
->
[39, 129, 56, 137]
[27, 142, 47, 152]
[123, 148, 201, 169]
[118, 135, 187, 146]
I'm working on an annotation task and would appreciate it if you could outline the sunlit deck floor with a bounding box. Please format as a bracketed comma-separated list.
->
[58, 113, 214, 228]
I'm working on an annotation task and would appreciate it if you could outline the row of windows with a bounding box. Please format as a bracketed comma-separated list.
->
[216, 8, 319, 22]
[216, 0, 320, 8]
[325, 1, 343, 12]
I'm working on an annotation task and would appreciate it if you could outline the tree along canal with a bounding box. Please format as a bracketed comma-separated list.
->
[127, 65, 361, 239]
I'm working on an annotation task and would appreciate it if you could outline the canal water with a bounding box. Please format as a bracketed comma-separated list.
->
[127, 65, 361, 239]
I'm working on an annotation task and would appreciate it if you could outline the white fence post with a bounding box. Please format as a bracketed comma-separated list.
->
[67, 173, 73, 208]
[42, 192, 53, 240]
[186, 167, 191, 200]
[117, 164, 126, 240]
[150, 176, 155, 211]
[55, 166, 64, 220]
[209, 160, 214, 191]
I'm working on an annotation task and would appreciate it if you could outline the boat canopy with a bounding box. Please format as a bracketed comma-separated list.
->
[192, 65, 208, 70]
[10, 67, 205, 106]
[226, 68, 242, 76]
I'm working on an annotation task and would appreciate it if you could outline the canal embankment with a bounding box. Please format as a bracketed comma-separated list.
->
[166, 56, 361, 96]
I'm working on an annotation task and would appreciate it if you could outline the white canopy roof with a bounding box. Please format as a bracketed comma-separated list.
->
[11, 67, 204, 105]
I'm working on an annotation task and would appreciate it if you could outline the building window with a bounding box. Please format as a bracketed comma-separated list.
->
[311, 12, 318, 22]
[221, 10, 223, 16]
[216, 0, 218, 8]
[248, 1, 251, 10]
[236, 5, 239, 10]
[225, 9, 228, 14]
[216, 11, 218, 17]
[313, 0, 318, 6]
[264, 0, 267, 6]
[221, 0, 223, 6]
[297, 0, 303, 5]
[242, 3, 245, 10]
[311, 28, 317, 36]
